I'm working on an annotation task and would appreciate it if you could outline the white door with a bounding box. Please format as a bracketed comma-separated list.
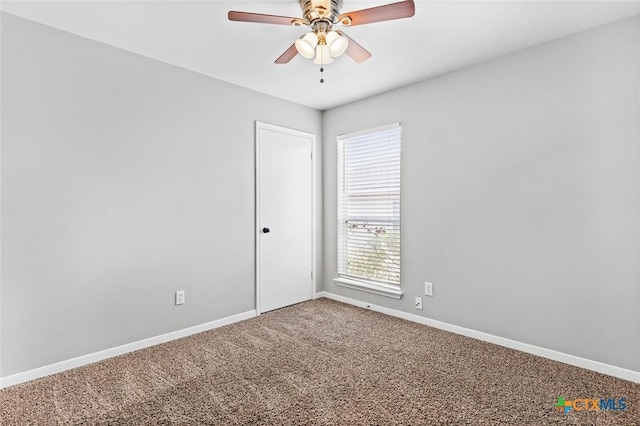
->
[256, 122, 315, 314]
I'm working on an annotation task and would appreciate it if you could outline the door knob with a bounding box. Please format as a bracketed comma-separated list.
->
[262, 227, 270, 233]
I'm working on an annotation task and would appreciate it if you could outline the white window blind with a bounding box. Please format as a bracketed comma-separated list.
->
[337, 123, 401, 288]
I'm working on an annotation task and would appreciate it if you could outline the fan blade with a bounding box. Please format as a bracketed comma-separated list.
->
[336, 31, 372, 63]
[275, 43, 299, 64]
[338, 0, 415, 27]
[228, 11, 299, 26]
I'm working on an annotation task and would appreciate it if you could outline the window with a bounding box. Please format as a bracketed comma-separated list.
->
[335, 123, 402, 299]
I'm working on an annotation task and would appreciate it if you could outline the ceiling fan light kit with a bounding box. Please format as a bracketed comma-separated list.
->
[228, 0, 415, 81]
[296, 30, 348, 64]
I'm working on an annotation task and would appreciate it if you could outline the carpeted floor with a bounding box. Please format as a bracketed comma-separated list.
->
[1, 298, 638, 425]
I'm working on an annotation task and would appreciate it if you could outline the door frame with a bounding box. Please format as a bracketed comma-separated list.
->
[255, 121, 317, 315]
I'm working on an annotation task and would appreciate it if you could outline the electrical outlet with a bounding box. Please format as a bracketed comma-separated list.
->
[415, 297, 423, 310]
[175, 290, 185, 305]
[425, 282, 433, 297]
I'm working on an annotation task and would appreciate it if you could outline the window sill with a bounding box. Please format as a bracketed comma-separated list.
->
[333, 277, 403, 299]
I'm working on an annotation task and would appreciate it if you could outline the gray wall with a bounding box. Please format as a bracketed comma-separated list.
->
[0, 13, 322, 376]
[323, 15, 640, 372]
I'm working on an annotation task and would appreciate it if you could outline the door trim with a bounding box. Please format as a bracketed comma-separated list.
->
[255, 121, 317, 315]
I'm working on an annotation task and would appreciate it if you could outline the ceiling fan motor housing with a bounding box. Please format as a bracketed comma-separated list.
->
[300, 0, 343, 27]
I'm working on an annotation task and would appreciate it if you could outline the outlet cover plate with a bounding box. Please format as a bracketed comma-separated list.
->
[175, 290, 185, 305]
[425, 282, 433, 297]
[415, 297, 423, 310]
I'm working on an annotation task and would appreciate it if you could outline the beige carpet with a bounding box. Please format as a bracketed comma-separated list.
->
[1, 298, 638, 425]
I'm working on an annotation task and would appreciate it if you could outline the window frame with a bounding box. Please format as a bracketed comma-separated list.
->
[333, 123, 403, 299]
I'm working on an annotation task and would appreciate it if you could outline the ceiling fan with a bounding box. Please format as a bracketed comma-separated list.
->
[228, 0, 415, 70]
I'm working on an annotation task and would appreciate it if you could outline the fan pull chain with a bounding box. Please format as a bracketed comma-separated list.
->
[320, 67, 324, 84]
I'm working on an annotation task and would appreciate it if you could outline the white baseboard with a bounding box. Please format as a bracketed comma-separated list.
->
[315, 291, 640, 384]
[0, 310, 256, 389]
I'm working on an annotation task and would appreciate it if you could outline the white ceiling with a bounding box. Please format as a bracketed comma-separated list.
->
[2, 0, 640, 110]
